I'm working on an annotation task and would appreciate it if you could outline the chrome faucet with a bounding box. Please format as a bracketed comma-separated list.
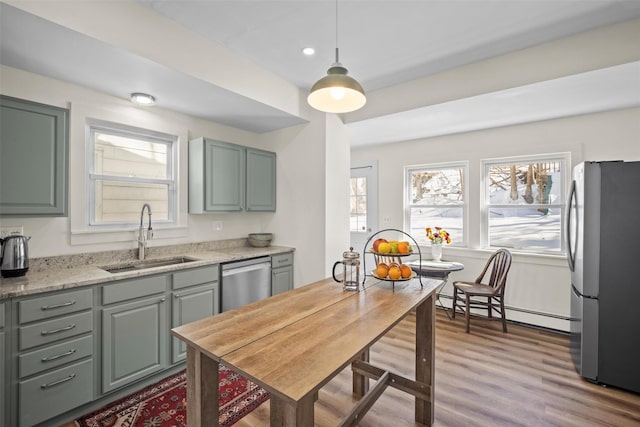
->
[138, 203, 153, 260]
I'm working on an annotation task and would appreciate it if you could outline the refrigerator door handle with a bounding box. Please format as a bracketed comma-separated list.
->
[566, 179, 577, 272]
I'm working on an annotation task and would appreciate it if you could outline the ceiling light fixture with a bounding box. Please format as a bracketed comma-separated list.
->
[302, 47, 315, 56]
[130, 93, 156, 106]
[307, 0, 366, 114]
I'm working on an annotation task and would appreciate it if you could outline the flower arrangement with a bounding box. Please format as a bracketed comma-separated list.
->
[426, 227, 451, 245]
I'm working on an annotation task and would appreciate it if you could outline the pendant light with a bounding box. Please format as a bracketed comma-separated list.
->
[307, 0, 366, 113]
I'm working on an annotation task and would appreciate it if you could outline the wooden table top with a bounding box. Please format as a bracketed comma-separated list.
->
[172, 276, 439, 405]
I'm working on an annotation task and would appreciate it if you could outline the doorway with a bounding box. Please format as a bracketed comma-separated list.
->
[350, 160, 378, 254]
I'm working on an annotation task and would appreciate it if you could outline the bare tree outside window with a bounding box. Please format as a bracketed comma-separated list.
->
[485, 155, 568, 253]
[406, 165, 466, 246]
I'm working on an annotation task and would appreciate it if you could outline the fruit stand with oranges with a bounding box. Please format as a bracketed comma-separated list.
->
[363, 229, 424, 288]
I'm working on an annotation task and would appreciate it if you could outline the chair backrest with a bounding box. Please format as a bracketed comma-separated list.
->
[475, 249, 512, 294]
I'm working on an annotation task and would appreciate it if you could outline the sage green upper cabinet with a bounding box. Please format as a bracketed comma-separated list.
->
[246, 148, 276, 212]
[189, 137, 276, 213]
[0, 96, 68, 216]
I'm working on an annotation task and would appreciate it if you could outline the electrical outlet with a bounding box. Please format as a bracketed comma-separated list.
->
[0, 226, 24, 238]
[212, 221, 223, 231]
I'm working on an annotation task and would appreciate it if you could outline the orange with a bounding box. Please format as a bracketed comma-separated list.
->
[397, 242, 410, 254]
[376, 263, 389, 278]
[388, 265, 401, 280]
[400, 264, 412, 278]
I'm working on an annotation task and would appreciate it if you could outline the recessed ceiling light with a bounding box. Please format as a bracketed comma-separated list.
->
[302, 47, 315, 56]
[130, 93, 156, 106]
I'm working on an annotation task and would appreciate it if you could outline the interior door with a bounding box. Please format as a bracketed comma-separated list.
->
[350, 161, 378, 255]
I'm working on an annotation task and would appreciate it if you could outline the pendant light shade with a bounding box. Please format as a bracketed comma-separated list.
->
[308, 61, 366, 113]
[307, 1, 366, 113]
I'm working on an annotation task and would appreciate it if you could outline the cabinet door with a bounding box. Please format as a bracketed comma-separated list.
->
[204, 140, 245, 211]
[246, 148, 276, 212]
[0, 325, 4, 427]
[102, 296, 167, 393]
[0, 96, 68, 216]
[171, 283, 219, 363]
[272, 266, 293, 295]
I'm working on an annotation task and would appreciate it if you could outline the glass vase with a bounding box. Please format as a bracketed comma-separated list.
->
[431, 243, 443, 261]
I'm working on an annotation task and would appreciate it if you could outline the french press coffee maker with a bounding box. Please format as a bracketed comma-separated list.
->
[332, 247, 360, 291]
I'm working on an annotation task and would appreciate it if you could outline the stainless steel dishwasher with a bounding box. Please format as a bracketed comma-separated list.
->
[221, 256, 271, 311]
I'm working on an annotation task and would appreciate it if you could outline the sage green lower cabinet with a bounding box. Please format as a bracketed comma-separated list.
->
[0, 302, 5, 427]
[13, 288, 94, 427]
[271, 252, 294, 295]
[171, 264, 219, 363]
[101, 275, 168, 394]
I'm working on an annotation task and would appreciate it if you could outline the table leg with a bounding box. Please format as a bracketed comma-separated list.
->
[352, 348, 370, 397]
[186, 346, 219, 427]
[415, 294, 435, 425]
[270, 393, 314, 426]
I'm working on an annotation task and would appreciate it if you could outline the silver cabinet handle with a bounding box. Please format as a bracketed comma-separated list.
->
[41, 300, 76, 311]
[41, 348, 76, 362]
[41, 324, 76, 336]
[160, 297, 166, 302]
[41, 374, 76, 389]
[174, 294, 180, 298]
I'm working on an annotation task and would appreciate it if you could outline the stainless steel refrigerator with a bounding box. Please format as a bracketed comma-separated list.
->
[567, 160, 640, 393]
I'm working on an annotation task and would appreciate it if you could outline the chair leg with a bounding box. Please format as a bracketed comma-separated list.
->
[487, 297, 492, 318]
[452, 286, 457, 319]
[500, 297, 507, 333]
[465, 295, 471, 333]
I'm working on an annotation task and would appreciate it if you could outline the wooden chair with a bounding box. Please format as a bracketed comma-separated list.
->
[452, 249, 512, 333]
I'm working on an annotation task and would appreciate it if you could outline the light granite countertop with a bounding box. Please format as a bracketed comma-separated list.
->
[0, 239, 294, 299]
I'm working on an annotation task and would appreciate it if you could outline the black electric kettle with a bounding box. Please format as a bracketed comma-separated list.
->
[0, 234, 30, 277]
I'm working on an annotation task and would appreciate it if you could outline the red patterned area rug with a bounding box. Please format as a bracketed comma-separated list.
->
[75, 365, 270, 427]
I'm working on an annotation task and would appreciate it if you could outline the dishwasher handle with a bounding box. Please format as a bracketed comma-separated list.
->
[222, 262, 271, 277]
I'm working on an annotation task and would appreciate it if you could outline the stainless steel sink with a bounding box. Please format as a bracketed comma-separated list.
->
[101, 257, 198, 274]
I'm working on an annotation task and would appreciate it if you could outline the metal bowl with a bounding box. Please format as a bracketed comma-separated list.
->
[248, 233, 273, 247]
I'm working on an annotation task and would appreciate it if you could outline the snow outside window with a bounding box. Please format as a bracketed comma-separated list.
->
[87, 119, 177, 226]
[482, 154, 569, 254]
[406, 163, 467, 247]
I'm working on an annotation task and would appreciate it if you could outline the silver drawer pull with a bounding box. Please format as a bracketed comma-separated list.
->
[41, 324, 76, 336]
[41, 374, 76, 389]
[41, 348, 76, 362]
[41, 300, 76, 311]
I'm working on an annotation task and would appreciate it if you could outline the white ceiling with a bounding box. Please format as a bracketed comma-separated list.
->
[1, 1, 639, 145]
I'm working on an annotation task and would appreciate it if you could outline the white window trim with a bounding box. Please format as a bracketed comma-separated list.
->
[480, 152, 571, 255]
[86, 118, 178, 229]
[404, 161, 469, 248]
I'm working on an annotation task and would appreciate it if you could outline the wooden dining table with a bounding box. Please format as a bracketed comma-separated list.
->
[171, 275, 440, 426]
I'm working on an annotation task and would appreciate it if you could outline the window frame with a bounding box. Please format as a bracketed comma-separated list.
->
[481, 152, 570, 255]
[404, 161, 468, 248]
[86, 119, 178, 228]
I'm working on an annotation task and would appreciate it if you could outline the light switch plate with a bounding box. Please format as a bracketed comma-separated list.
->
[0, 226, 24, 238]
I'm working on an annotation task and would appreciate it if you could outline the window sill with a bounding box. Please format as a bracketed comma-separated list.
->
[70, 225, 188, 246]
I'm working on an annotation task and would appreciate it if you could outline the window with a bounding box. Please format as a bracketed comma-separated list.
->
[87, 120, 177, 226]
[406, 163, 467, 246]
[483, 153, 569, 254]
[350, 176, 367, 233]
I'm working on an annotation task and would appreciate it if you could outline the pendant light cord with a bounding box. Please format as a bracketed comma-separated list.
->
[335, 0, 340, 64]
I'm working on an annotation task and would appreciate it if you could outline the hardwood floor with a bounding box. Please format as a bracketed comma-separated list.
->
[236, 309, 640, 427]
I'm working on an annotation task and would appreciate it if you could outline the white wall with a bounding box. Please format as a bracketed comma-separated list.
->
[1, 65, 349, 288]
[352, 107, 640, 331]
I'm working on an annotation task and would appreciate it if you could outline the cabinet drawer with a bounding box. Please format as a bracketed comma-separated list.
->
[19, 311, 93, 351]
[102, 274, 167, 305]
[19, 335, 93, 378]
[18, 288, 93, 324]
[19, 359, 93, 427]
[272, 252, 293, 267]
[173, 264, 219, 290]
